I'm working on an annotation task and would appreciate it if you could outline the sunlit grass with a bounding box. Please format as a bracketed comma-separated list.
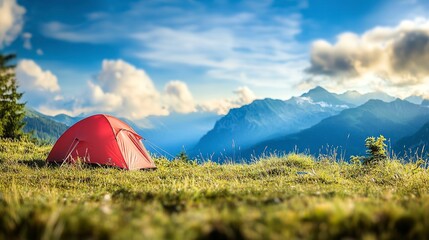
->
[1, 139, 429, 239]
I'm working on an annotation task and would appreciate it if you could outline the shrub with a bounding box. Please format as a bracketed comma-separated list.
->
[364, 135, 387, 165]
[175, 150, 197, 165]
[350, 135, 388, 165]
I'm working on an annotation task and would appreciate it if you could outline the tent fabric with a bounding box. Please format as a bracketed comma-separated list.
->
[46, 114, 156, 170]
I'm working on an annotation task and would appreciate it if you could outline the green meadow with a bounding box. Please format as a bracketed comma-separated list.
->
[1, 139, 429, 239]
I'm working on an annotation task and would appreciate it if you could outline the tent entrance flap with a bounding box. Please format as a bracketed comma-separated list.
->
[117, 131, 155, 169]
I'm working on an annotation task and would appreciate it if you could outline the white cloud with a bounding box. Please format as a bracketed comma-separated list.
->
[88, 81, 123, 112]
[200, 86, 256, 114]
[36, 49, 43, 55]
[305, 18, 429, 98]
[15, 59, 62, 109]
[164, 80, 196, 114]
[14, 60, 90, 117]
[85, 61, 257, 117]
[17, 58, 257, 118]
[86, 59, 168, 119]
[234, 86, 256, 105]
[0, 0, 25, 48]
[35, 94, 94, 117]
[16, 59, 60, 93]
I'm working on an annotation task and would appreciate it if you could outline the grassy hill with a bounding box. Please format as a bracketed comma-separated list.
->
[1, 139, 429, 239]
[23, 108, 69, 143]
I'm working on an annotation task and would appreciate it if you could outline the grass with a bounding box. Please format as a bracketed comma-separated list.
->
[1, 139, 429, 239]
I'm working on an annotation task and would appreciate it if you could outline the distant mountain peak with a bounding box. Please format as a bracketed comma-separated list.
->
[337, 90, 395, 106]
[366, 99, 384, 104]
[359, 99, 384, 108]
[361, 98, 420, 112]
[342, 90, 362, 98]
[303, 86, 329, 94]
[391, 98, 419, 107]
[404, 95, 423, 104]
[301, 86, 331, 99]
[301, 86, 350, 107]
[347, 90, 361, 94]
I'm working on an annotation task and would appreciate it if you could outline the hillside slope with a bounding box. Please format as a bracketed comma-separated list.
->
[50, 113, 83, 126]
[395, 121, 429, 155]
[23, 108, 69, 142]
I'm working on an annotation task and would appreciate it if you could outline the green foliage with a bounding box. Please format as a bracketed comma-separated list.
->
[364, 135, 387, 164]
[350, 155, 362, 165]
[176, 150, 192, 163]
[23, 108, 68, 143]
[350, 135, 388, 165]
[0, 53, 26, 139]
[2, 140, 429, 239]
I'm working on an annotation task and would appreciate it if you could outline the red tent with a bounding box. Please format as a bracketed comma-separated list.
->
[46, 114, 156, 170]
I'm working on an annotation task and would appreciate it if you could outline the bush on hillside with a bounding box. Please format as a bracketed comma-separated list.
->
[351, 135, 388, 165]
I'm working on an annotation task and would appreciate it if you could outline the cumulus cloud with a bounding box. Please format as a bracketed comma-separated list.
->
[16, 59, 60, 92]
[87, 61, 255, 117]
[305, 18, 429, 97]
[0, 0, 25, 48]
[86, 59, 168, 119]
[16, 58, 256, 118]
[87, 60, 253, 118]
[164, 80, 196, 114]
[36, 97, 92, 117]
[200, 86, 256, 114]
[234, 86, 256, 105]
[15, 59, 62, 108]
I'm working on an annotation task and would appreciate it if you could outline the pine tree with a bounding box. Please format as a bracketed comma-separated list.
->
[363, 135, 387, 165]
[0, 53, 25, 139]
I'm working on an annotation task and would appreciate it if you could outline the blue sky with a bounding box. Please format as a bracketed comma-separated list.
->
[2, 0, 429, 122]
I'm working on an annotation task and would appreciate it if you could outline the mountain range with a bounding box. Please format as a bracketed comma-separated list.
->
[247, 99, 429, 159]
[335, 90, 396, 106]
[22, 86, 429, 161]
[192, 87, 350, 158]
[50, 114, 83, 127]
